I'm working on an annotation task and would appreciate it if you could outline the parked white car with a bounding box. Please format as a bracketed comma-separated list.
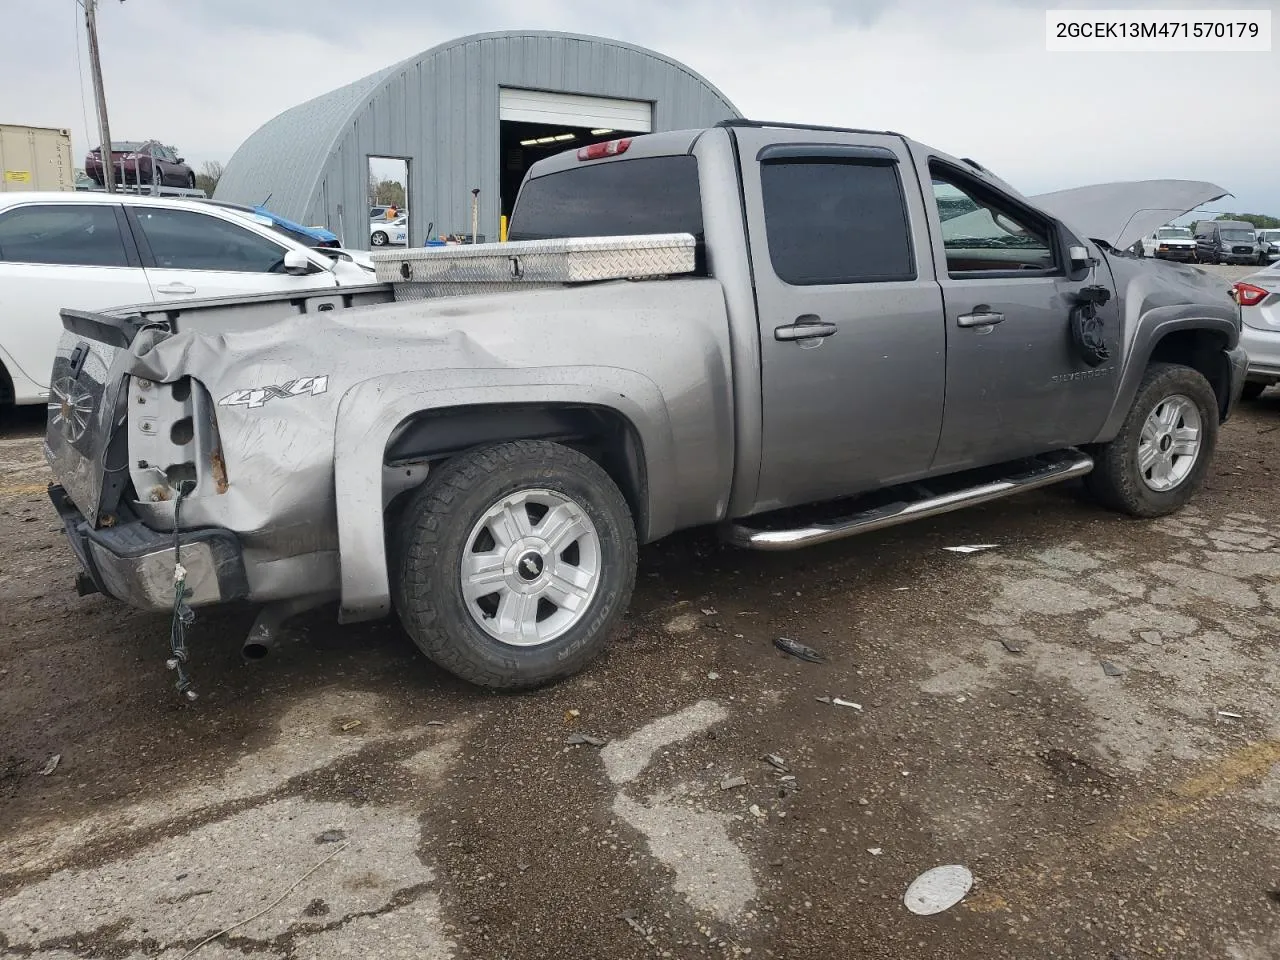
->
[1234, 260, 1280, 400]
[370, 216, 408, 247]
[1139, 225, 1197, 261]
[0, 192, 375, 408]
[1257, 228, 1280, 263]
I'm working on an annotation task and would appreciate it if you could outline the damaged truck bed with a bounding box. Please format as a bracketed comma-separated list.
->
[44, 119, 1245, 692]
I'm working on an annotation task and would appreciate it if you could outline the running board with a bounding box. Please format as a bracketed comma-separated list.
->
[726, 450, 1094, 551]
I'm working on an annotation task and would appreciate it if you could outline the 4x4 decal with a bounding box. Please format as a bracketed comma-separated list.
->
[218, 376, 329, 409]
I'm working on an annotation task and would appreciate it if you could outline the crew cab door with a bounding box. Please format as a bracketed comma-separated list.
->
[126, 206, 338, 300]
[912, 150, 1118, 470]
[734, 128, 945, 512]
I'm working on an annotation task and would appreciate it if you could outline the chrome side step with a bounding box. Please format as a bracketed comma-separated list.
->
[726, 450, 1094, 552]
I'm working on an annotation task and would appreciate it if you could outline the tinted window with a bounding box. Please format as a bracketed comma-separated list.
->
[760, 160, 914, 285]
[133, 208, 288, 272]
[0, 204, 130, 267]
[931, 166, 1053, 275]
[509, 156, 702, 241]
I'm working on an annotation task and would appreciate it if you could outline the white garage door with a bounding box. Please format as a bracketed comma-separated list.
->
[499, 89, 653, 133]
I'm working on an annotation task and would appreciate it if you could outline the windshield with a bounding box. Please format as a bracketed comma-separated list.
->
[1259, 230, 1280, 242]
[1157, 228, 1191, 239]
[1221, 229, 1254, 241]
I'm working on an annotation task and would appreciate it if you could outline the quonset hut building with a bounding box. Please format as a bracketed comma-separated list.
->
[215, 31, 740, 249]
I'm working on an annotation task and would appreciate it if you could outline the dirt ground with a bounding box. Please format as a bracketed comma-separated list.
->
[2, 273, 1278, 959]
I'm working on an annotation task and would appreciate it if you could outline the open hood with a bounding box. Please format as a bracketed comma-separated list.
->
[1030, 180, 1231, 251]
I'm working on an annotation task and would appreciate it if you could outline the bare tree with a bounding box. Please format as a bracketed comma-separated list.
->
[370, 178, 406, 208]
[195, 160, 224, 196]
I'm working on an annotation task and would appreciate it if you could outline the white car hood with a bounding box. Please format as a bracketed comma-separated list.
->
[1030, 179, 1231, 251]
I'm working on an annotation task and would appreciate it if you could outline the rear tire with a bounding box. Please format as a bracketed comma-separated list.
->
[186, 172, 196, 190]
[1241, 381, 1267, 402]
[1086, 363, 1218, 518]
[371, 231, 388, 246]
[393, 440, 637, 690]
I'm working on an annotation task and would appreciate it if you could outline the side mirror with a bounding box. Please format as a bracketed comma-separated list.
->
[1068, 244, 1091, 271]
[176, 157, 185, 164]
[283, 249, 315, 275]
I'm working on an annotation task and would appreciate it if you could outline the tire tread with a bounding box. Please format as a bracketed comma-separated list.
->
[393, 440, 636, 690]
[1086, 362, 1218, 518]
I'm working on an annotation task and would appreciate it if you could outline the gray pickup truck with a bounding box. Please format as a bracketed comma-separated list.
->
[44, 120, 1246, 692]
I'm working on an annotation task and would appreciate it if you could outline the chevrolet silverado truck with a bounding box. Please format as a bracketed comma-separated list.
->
[43, 120, 1247, 692]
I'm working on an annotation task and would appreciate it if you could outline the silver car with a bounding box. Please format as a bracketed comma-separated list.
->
[1236, 261, 1280, 399]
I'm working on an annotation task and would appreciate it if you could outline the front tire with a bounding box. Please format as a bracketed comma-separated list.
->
[393, 440, 638, 690]
[1086, 363, 1218, 518]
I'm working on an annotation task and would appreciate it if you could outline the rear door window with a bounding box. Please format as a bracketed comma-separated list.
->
[509, 156, 702, 241]
[0, 203, 130, 267]
[759, 159, 915, 285]
[131, 207, 289, 272]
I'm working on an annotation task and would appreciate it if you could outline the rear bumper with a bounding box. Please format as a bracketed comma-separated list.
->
[1241, 323, 1280, 383]
[49, 484, 248, 612]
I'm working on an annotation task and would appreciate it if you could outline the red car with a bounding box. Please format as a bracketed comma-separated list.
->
[85, 140, 195, 188]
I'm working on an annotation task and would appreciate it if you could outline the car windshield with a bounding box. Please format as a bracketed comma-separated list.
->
[1157, 228, 1191, 239]
[1221, 229, 1254, 241]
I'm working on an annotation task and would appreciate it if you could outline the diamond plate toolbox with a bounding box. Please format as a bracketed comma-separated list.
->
[372, 233, 697, 285]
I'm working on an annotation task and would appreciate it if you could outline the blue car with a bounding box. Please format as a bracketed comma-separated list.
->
[202, 199, 341, 249]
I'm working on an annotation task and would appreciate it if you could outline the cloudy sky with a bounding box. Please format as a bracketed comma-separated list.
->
[2, 0, 1276, 215]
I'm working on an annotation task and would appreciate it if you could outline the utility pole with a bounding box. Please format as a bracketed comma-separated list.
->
[84, 0, 116, 193]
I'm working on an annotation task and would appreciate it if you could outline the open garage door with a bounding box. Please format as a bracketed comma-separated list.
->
[499, 89, 654, 222]
[499, 89, 653, 133]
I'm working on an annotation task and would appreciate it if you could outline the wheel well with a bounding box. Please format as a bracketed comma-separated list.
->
[384, 404, 650, 538]
[1148, 329, 1232, 420]
[0, 359, 13, 408]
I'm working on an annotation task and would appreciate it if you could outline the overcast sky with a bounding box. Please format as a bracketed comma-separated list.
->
[1, 0, 1275, 215]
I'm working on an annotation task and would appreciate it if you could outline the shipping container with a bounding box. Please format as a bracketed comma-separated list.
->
[0, 124, 74, 192]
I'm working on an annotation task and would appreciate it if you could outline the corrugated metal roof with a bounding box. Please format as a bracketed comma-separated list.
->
[214, 65, 396, 214]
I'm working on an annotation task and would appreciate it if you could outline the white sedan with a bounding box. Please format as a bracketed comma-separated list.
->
[370, 216, 408, 247]
[1235, 260, 1280, 401]
[0, 191, 375, 409]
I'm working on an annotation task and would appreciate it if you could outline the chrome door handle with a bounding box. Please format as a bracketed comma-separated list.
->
[156, 283, 197, 295]
[775, 316, 838, 342]
[957, 309, 1005, 328]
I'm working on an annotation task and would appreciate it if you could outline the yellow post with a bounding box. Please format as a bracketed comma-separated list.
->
[500, 215, 508, 243]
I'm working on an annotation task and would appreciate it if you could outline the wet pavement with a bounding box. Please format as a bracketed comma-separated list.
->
[1, 268, 1278, 959]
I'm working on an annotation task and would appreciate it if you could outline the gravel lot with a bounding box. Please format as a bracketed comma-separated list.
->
[1, 263, 1277, 959]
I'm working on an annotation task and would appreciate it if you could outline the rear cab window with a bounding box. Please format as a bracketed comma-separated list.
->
[508, 156, 703, 243]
